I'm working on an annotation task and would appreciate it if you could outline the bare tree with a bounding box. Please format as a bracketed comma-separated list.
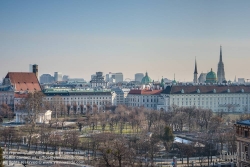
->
[66, 104, 71, 116]
[73, 102, 77, 115]
[177, 143, 196, 167]
[65, 130, 80, 152]
[18, 92, 45, 124]
[48, 132, 62, 155]
[0, 103, 13, 121]
[80, 104, 84, 114]
[92, 133, 136, 167]
[145, 109, 159, 132]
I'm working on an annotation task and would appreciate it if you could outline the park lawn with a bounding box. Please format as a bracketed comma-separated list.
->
[84, 123, 141, 134]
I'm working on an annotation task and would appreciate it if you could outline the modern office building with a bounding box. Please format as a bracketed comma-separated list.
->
[63, 75, 69, 81]
[54, 72, 63, 82]
[40, 74, 54, 84]
[106, 72, 123, 83]
[112, 73, 123, 83]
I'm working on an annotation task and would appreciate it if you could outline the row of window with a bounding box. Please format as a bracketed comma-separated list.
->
[46, 96, 111, 100]
[172, 97, 249, 100]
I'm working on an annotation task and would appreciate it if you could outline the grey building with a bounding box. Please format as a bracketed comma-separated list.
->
[63, 75, 69, 81]
[135, 73, 144, 83]
[54, 72, 63, 82]
[198, 73, 207, 83]
[112, 73, 123, 83]
[106, 72, 123, 83]
[90, 72, 107, 88]
[112, 87, 130, 105]
[40, 74, 54, 84]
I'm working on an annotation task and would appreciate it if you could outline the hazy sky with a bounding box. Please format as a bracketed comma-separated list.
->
[1, 0, 250, 82]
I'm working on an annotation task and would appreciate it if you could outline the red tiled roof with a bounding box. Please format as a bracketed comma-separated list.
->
[5, 72, 41, 92]
[129, 89, 162, 95]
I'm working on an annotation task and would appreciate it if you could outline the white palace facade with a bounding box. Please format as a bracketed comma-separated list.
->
[157, 85, 250, 112]
[43, 87, 114, 112]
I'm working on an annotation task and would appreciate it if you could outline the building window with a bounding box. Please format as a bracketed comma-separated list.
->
[244, 131, 249, 138]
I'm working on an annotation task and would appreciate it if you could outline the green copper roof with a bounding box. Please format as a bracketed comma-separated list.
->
[206, 68, 217, 83]
[141, 72, 152, 84]
[160, 77, 164, 87]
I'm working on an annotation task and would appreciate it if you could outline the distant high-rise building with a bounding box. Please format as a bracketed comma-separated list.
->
[91, 74, 96, 80]
[193, 58, 198, 83]
[238, 78, 245, 84]
[106, 72, 123, 83]
[63, 75, 69, 81]
[135, 73, 144, 82]
[54, 72, 63, 82]
[112, 73, 123, 83]
[40, 74, 54, 84]
[217, 46, 226, 83]
[106, 72, 113, 82]
[29, 64, 33, 72]
[90, 72, 107, 88]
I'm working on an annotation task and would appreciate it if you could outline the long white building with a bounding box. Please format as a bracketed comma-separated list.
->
[157, 85, 250, 112]
[127, 89, 162, 110]
[43, 87, 114, 112]
[112, 87, 130, 106]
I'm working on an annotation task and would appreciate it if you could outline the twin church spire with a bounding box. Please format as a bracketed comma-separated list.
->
[193, 46, 226, 84]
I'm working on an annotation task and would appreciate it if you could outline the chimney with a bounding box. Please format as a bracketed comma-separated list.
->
[32, 64, 38, 77]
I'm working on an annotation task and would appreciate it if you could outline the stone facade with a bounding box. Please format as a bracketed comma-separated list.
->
[235, 120, 250, 167]
[157, 85, 250, 112]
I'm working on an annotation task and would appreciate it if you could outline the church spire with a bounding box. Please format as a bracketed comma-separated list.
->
[217, 45, 226, 83]
[194, 57, 198, 74]
[220, 45, 222, 62]
[193, 57, 198, 83]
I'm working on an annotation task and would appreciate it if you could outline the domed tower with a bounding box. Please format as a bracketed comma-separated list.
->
[206, 68, 217, 83]
[172, 74, 177, 85]
[141, 72, 152, 85]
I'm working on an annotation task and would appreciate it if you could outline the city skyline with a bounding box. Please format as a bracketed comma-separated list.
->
[1, 1, 250, 81]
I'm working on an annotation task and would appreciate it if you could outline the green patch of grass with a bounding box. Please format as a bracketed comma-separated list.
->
[83, 123, 140, 135]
